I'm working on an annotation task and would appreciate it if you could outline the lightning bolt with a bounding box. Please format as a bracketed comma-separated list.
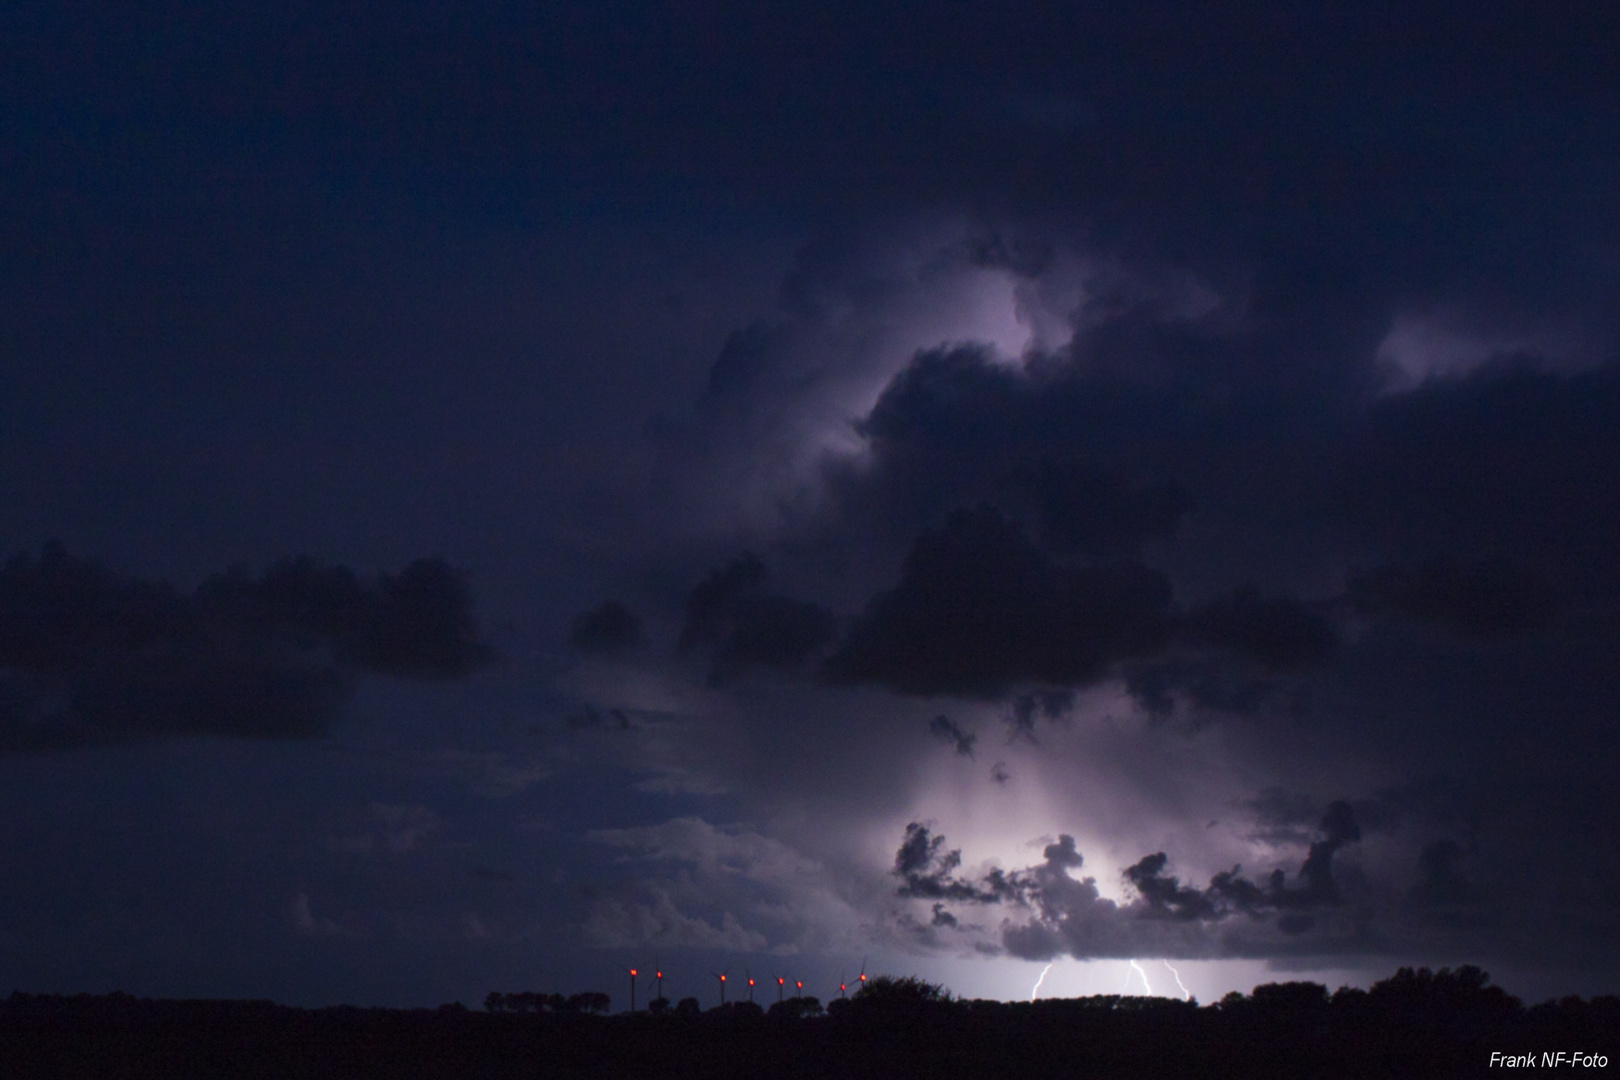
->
[1161, 959, 1191, 1001]
[1123, 959, 1152, 995]
[1030, 962, 1054, 1002]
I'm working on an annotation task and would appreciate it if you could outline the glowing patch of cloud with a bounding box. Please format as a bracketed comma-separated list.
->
[1376, 311, 1592, 392]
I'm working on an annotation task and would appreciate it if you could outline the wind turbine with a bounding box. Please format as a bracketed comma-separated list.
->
[774, 975, 786, 1004]
[745, 969, 756, 1004]
[626, 966, 638, 1012]
[838, 956, 867, 1000]
[653, 959, 664, 1005]
[713, 970, 729, 1006]
[794, 979, 804, 999]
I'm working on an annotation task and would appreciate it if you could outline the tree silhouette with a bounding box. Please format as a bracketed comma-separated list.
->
[767, 996, 823, 1020]
[852, 975, 950, 1005]
[566, 992, 611, 1015]
[3, 967, 1613, 1079]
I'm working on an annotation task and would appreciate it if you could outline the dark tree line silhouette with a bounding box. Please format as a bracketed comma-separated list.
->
[1, 967, 1613, 1078]
[483, 991, 611, 1015]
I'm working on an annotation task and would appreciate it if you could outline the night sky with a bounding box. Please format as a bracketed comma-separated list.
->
[3, 2, 1618, 1009]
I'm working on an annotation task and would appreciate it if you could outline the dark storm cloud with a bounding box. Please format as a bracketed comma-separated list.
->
[1296, 801, 1363, 906]
[1121, 657, 1288, 720]
[1243, 787, 1341, 847]
[1040, 834, 1085, 871]
[1019, 459, 1186, 561]
[0, 542, 493, 752]
[1113, 590, 1339, 719]
[821, 343, 1198, 558]
[1342, 364, 1620, 602]
[1348, 559, 1558, 640]
[823, 506, 1174, 698]
[567, 600, 646, 656]
[1004, 690, 1076, 742]
[1107, 802, 1363, 927]
[927, 714, 976, 757]
[703, 322, 793, 406]
[1182, 590, 1338, 673]
[1121, 854, 1219, 922]
[819, 498, 1340, 710]
[893, 823, 1017, 904]
[678, 554, 837, 686]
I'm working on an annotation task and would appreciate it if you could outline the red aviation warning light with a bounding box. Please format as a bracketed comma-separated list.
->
[713, 970, 729, 1006]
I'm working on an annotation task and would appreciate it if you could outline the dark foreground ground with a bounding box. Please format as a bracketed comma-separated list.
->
[1, 968, 1614, 1080]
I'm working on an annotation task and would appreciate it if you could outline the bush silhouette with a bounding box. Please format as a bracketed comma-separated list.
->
[4, 965, 1610, 1080]
[852, 974, 951, 1005]
[767, 996, 822, 1020]
[707, 1001, 764, 1022]
[566, 992, 611, 1015]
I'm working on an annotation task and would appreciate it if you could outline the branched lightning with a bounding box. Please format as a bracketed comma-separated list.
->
[1124, 959, 1152, 996]
[1030, 962, 1054, 1002]
[1161, 960, 1191, 1001]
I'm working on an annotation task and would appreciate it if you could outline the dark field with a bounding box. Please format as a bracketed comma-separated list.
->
[2, 968, 1614, 1080]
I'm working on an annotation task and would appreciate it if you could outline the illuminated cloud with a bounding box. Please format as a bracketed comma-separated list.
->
[894, 805, 1369, 962]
